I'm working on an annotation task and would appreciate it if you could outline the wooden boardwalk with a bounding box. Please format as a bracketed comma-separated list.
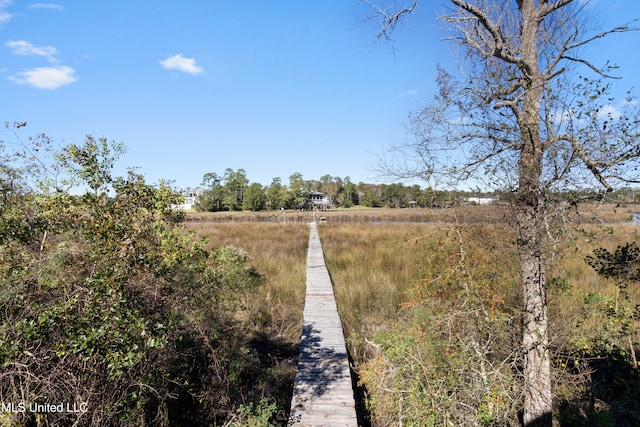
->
[288, 222, 358, 427]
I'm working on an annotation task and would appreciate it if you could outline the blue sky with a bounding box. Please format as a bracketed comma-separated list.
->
[2, 1, 640, 190]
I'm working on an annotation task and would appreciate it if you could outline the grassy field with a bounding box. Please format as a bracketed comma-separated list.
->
[184, 221, 309, 424]
[317, 219, 640, 352]
[185, 221, 309, 344]
[315, 207, 640, 425]
[185, 204, 640, 425]
[317, 223, 430, 362]
[185, 203, 639, 224]
[185, 205, 640, 354]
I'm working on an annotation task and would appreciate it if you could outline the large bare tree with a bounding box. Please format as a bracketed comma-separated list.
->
[370, 1, 640, 425]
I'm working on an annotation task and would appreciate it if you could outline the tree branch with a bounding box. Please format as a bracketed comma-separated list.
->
[536, 0, 574, 21]
[560, 133, 640, 191]
[562, 56, 622, 79]
[569, 21, 639, 51]
[449, 0, 520, 64]
[366, 0, 418, 41]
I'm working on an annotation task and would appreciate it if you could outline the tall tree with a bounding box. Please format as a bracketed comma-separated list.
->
[222, 168, 248, 211]
[243, 182, 266, 211]
[337, 176, 358, 207]
[266, 177, 287, 210]
[288, 172, 309, 209]
[370, 1, 640, 425]
[198, 172, 224, 211]
[319, 174, 342, 204]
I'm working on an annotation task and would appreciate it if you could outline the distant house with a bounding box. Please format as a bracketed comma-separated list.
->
[309, 192, 332, 210]
[465, 195, 499, 206]
[172, 187, 206, 210]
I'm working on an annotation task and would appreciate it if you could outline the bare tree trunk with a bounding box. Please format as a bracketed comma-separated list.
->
[517, 2, 552, 425]
[516, 200, 552, 426]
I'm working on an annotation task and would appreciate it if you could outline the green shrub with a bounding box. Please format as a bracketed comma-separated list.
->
[0, 134, 268, 426]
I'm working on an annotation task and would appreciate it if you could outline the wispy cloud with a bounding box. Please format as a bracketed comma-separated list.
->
[552, 102, 625, 126]
[29, 3, 64, 11]
[6, 39, 78, 89]
[596, 104, 622, 120]
[399, 89, 418, 98]
[8, 66, 77, 89]
[0, 0, 14, 25]
[159, 54, 204, 75]
[6, 40, 58, 63]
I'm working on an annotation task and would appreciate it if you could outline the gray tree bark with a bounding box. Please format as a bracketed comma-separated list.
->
[516, 2, 552, 423]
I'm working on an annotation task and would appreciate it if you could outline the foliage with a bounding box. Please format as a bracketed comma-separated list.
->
[585, 243, 640, 283]
[562, 243, 640, 425]
[319, 219, 640, 426]
[194, 168, 465, 212]
[357, 225, 521, 426]
[0, 131, 272, 426]
[583, 243, 640, 361]
[243, 182, 266, 211]
[192, 167, 637, 213]
[228, 398, 278, 427]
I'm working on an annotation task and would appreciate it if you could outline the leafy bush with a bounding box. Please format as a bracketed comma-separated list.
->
[229, 398, 278, 427]
[0, 131, 270, 426]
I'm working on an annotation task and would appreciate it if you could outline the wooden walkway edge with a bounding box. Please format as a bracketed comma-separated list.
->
[288, 222, 358, 427]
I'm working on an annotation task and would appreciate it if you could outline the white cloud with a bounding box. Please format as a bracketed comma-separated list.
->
[399, 89, 419, 98]
[9, 65, 77, 89]
[159, 54, 204, 75]
[597, 104, 622, 120]
[29, 3, 64, 11]
[6, 40, 58, 63]
[0, 0, 14, 25]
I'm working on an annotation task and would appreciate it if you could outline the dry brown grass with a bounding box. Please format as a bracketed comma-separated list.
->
[184, 204, 640, 424]
[548, 223, 640, 347]
[185, 203, 638, 224]
[317, 213, 640, 424]
[185, 221, 309, 344]
[184, 204, 640, 358]
[317, 223, 433, 362]
[185, 206, 504, 224]
[313, 206, 640, 349]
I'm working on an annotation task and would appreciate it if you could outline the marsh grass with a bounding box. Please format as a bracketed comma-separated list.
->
[186, 202, 638, 224]
[184, 222, 308, 425]
[186, 221, 308, 344]
[548, 223, 640, 344]
[316, 210, 640, 425]
[184, 206, 640, 364]
[315, 210, 640, 352]
[186, 205, 504, 224]
[185, 205, 640, 424]
[317, 223, 432, 362]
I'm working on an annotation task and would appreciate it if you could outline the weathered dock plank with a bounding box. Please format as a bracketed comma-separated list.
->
[288, 222, 358, 427]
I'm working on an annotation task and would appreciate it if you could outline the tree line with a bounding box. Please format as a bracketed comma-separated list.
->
[192, 168, 638, 212]
[193, 168, 449, 211]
